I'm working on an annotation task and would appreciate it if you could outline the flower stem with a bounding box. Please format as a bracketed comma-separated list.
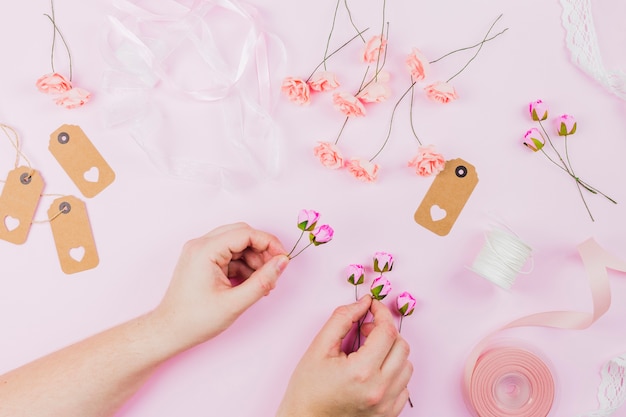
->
[289, 241, 313, 260]
[323, 0, 342, 71]
[399, 315, 404, 333]
[287, 230, 305, 258]
[538, 120, 571, 175]
[429, 28, 508, 64]
[344, 0, 366, 42]
[307, 28, 369, 82]
[335, 117, 350, 145]
[373, 0, 388, 81]
[409, 82, 423, 145]
[44, 12, 73, 81]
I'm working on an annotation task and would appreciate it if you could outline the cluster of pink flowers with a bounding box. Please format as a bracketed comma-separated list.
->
[522, 100, 616, 221]
[36, 73, 91, 109]
[287, 209, 334, 259]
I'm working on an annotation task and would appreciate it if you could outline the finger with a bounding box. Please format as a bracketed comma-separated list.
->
[206, 227, 287, 267]
[389, 387, 412, 416]
[227, 259, 255, 280]
[381, 336, 411, 378]
[355, 299, 398, 368]
[311, 296, 372, 357]
[201, 222, 250, 239]
[383, 353, 413, 402]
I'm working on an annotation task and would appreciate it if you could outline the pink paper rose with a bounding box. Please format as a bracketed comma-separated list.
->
[424, 81, 458, 104]
[406, 48, 430, 82]
[373, 251, 394, 273]
[362, 35, 387, 63]
[396, 291, 417, 316]
[346, 264, 365, 286]
[333, 92, 366, 117]
[36, 72, 72, 94]
[529, 99, 548, 121]
[408, 145, 445, 177]
[523, 128, 545, 152]
[370, 275, 392, 300]
[310, 224, 334, 245]
[308, 71, 340, 92]
[281, 77, 311, 105]
[54, 87, 91, 109]
[556, 114, 577, 136]
[345, 157, 379, 182]
[297, 209, 320, 231]
[313, 142, 344, 169]
[357, 82, 391, 103]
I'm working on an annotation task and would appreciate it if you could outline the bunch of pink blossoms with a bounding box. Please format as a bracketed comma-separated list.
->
[287, 209, 334, 259]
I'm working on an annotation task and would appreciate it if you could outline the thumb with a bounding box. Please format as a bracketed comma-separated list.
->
[228, 254, 290, 314]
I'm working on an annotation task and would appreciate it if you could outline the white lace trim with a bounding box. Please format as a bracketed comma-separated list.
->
[560, 0, 626, 100]
[579, 354, 626, 417]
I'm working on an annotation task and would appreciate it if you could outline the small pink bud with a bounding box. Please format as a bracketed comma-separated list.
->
[523, 128, 545, 152]
[310, 224, 334, 245]
[297, 209, 320, 231]
[555, 114, 577, 136]
[396, 292, 417, 316]
[373, 251, 394, 273]
[529, 99, 548, 121]
[346, 264, 365, 285]
[370, 275, 392, 300]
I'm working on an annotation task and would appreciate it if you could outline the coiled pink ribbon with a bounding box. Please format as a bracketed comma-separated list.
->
[464, 238, 626, 417]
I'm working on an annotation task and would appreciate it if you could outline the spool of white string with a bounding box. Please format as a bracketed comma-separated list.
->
[469, 227, 533, 290]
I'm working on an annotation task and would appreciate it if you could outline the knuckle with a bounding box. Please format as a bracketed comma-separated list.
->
[362, 386, 385, 408]
[331, 305, 352, 321]
[379, 321, 399, 340]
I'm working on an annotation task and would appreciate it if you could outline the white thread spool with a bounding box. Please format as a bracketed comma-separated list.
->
[468, 226, 533, 290]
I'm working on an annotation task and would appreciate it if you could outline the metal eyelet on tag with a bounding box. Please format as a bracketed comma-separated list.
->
[0, 167, 44, 244]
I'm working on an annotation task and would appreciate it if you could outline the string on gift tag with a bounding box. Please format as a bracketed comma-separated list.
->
[468, 225, 533, 290]
[0, 123, 34, 180]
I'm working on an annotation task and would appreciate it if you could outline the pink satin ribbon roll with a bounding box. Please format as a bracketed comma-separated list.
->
[464, 238, 626, 417]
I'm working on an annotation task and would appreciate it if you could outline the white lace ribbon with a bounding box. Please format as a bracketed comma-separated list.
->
[579, 353, 626, 417]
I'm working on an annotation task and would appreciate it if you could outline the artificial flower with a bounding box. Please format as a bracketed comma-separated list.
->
[281, 77, 311, 105]
[556, 114, 577, 136]
[407, 145, 445, 177]
[332, 92, 366, 117]
[406, 48, 430, 82]
[424, 81, 458, 104]
[346, 264, 365, 286]
[362, 35, 387, 63]
[357, 82, 391, 103]
[313, 142, 344, 169]
[54, 87, 91, 109]
[310, 224, 334, 245]
[373, 251, 394, 273]
[529, 99, 548, 121]
[370, 275, 392, 300]
[308, 71, 340, 92]
[522, 128, 545, 152]
[297, 209, 320, 231]
[396, 291, 417, 316]
[345, 158, 379, 182]
[36, 73, 72, 94]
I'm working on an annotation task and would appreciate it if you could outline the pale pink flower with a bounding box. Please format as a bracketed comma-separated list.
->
[373, 251, 394, 272]
[408, 145, 445, 177]
[523, 128, 544, 152]
[406, 48, 430, 82]
[396, 292, 417, 316]
[313, 142, 344, 169]
[281, 77, 311, 105]
[297, 209, 320, 231]
[357, 82, 391, 103]
[310, 224, 334, 245]
[308, 71, 340, 92]
[346, 264, 365, 285]
[55, 87, 91, 109]
[36, 73, 72, 94]
[345, 158, 379, 182]
[333, 92, 366, 117]
[370, 275, 392, 300]
[424, 81, 458, 104]
[529, 99, 548, 121]
[362, 35, 387, 63]
[555, 114, 577, 136]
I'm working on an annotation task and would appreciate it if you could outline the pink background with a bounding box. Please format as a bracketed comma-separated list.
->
[1, 0, 626, 416]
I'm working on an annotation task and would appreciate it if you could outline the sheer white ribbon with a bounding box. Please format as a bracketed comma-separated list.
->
[579, 353, 626, 417]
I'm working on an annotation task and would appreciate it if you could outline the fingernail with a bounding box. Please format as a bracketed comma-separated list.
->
[275, 255, 290, 273]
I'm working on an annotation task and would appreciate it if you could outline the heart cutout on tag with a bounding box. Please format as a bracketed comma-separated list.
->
[69, 246, 86, 262]
[430, 205, 447, 221]
[83, 167, 100, 183]
[4, 215, 20, 232]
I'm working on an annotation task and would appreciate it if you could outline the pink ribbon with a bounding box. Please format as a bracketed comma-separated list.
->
[464, 238, 626, 416]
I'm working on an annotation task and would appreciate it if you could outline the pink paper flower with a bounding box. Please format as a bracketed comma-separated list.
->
[370, 275, 392, 300]
[281, 77, 311, 105]
[297, 209, 320, 231]
[373, 251, 394, 273]
[408, 145, 445, 177]
[406, 48, 430, 82]
[345, 158, 379, 182]
[556, 114, 577, 136]
[357, 82, 391, 103]
[54, 87, 91, 109]
[424, 81, 458, 104]
[396, 292, 417, 316]
[308, 71, 340, 92]
[332, 92, 366, 117]
[523, 128, 545, 152]
[310, 224, 334, 245]
[36, 72, 72, 94]
[346, 264, 365, 286]
[362, 35, 387, 63]
[529, 99, 548, 121]
[313, 142, 344, 169]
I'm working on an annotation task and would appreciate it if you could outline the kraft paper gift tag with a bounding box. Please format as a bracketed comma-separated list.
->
[0, 167, 44, 244]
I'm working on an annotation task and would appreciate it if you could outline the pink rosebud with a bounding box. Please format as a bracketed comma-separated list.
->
[308, 71, 340, 92]
[556, 114, 577, 136]
[36, 72, 72, 94]
[332, 92, 366, 117]
[309, 224, 334, 245]
[346, 264, 365, 286]
[345, 157, 379, 182]
[54, 87, 91, 109]
[408, 145, 445, 177]
[396, 292, 417, 316]
[297, 209, 320, 231]
[281, 77, 311, 105]
[357, 82, 391, 103]
[529, 99, 548, 121]
[313, 142, 344, 169]
[523, 128, 545, 152]
[370, 275, 392, 300]
[424, 81, 458, 104]
[406, 48, 430, 82]
[373, 251, 393, 273]
[362, 35, 387, 63]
